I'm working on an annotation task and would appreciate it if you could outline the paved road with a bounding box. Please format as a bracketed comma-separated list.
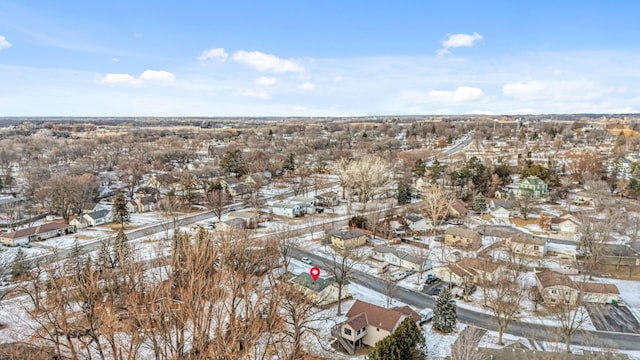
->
[291, 248, 640, 351]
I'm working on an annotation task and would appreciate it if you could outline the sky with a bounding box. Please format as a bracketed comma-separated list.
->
[0, 0, 639, 117]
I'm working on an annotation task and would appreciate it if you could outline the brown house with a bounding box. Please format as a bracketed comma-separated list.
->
[444, 227, 481, 250]
[335, 300, 420, 355]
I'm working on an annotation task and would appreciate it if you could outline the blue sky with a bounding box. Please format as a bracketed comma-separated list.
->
[1, 0, 639, 116]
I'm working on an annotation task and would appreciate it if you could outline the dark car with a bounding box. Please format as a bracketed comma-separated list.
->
[425, 276, 440, 285]
[441, 281, 455, 289]
[462, 284, 477, 296]
[430, 287, 442, 296]
[404, 269, 417, 276]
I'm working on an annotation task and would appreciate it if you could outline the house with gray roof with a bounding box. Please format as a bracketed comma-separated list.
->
[373, 244, 432, 271]
[287, 272, 349, 307]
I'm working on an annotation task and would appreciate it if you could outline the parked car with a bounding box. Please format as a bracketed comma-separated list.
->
[19, 243, 33, 248]
[462, 284, 477, 296]
[301, 257, 313, 265]
[430, 287, 442, 296]
[404, 269, 417, 276]
[419, 308, 434, 325]
[425, 276, 440, 285]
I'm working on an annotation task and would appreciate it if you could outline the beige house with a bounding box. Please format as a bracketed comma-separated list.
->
[535, 269, 580, 305]
[448, 199, 468, 218]
[337, 300, 420, 354]
[331, 229, 367, 250]
[226, 210, 259, 229]
[288, 272, 349, 307]
[581, 282, 620, 304]
[505, 234, 548, 258]
[444, 227, 481, 250]
[0, 222, 76, 247]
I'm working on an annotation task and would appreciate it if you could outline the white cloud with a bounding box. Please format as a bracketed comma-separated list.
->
[139, 70, 175, 82]
[197, 48, 228, 62]
[438, 32, 483, 56]
[427, 86, 485, 103]
[255, 76, 277, 86]
[232, 50, 304, 72]
[239, 89, 271, 100]
[97, 73, 142, 87]
[298, 82, 315, 90]
[502, 80, 607, 101]
[112, 58, 120, 63]
[0, 36, 11, 50]
[97, 69, 175, 87]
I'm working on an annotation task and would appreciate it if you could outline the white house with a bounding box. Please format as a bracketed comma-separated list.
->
[227, 211, 259, 229]
[372, 245, 431, 271]
[288, 197, 316, 214]
[272, 202, 302, 218]
[83, 209, 112, 227]
[405, 214, 430, 233]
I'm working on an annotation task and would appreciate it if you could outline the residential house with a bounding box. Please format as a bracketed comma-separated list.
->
[272, 202, 302, 218]
[505, 234, 548, 258]
[216, 218, 246, 232]
[220, 177, 250, 198]
[337, 300, 420, 353]
[226, 211, 259, 229]
[488, 199, 519, 224]
[448, 199, 468, 218]
[315, 191, 339, 207]
[287, 272, 349, 307]
[125, 200, 138, 214]
[535, 269, 580, 305]
[581, 282, 620, 304]
[517, 176, 548, 197]
[0, 222, 76, 246]
[372, 245, 432, 271]
[550, 217, 579, 240]
[243, 172, 271, 187]
[455, 257, 506, 284]
[572, 192, 597, 206]
[136, 196, 158, 213]
[444, 227, 482, 250]
[414, 177, 429, 195]
[69, 215, 90, 230]
[330, 229, 367, 250]
[83, 209, 112, 227]
[405, 214, 430, 233]
[289, 197, 316, 214]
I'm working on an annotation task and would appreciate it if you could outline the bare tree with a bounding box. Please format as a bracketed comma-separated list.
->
[382, 273, 398, 308]
[577, 209, 624, 279]
[422, 185, 455, 235]
[484, 270, 527, 345]
[339, 154, 393, 207]
[450, 326, 485, 360]
[204, 187, 231, 221]
[551, 285, 588, 353]
[328, 246, 363, 316]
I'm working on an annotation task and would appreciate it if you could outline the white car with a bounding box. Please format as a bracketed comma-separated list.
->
[301, 257, 313, 265]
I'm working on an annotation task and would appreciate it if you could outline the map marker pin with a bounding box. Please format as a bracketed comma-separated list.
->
[310, 266, 321, 282]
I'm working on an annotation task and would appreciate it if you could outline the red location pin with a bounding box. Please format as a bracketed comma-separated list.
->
[310, 267, 321, 282]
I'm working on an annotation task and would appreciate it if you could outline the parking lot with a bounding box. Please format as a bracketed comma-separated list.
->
[585, 303, 640, 333]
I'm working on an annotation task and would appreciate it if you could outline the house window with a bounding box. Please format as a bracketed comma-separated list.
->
[551, 290, 556, 294]
[344, 328, 352, 336]
[565, 291, 570, 295]
[377, 328, 380, 332]
[533, 245, 539, 251]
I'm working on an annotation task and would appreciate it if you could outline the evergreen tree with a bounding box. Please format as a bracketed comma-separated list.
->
[369, 317, 426, 360]
[11, 249, 30, 280]
[397, 182, 412, 205]
[472, 194, 486, 213]
[113, 228, 130, 268]
[112, 192, 130, 229]
[413, 159, 426, 178]
[220, 149, 246, 176]
[428, 160, 444, 184]
[284, 153, 296, 171]
[433, 287, 457, 333]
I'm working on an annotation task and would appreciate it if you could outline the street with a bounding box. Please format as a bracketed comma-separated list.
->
[290, 248, 640, 351]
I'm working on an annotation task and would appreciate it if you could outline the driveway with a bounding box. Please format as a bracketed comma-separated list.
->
[585, 303, 640, 334]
